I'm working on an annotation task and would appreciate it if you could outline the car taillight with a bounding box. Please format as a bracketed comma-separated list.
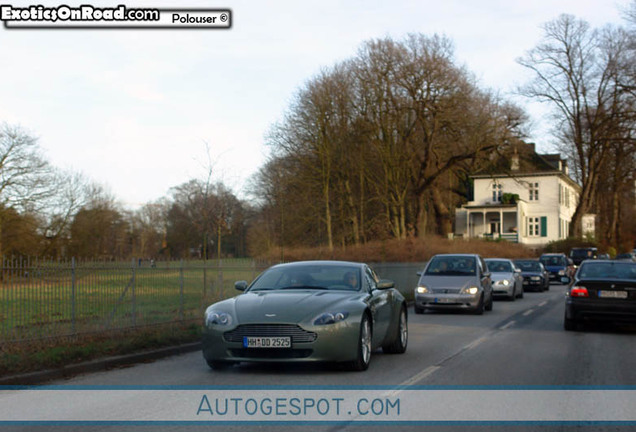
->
[570, 286, 589, 297]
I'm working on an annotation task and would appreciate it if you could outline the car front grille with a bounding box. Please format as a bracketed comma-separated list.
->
[431, 288, 461, 294]
[223, 324, 318, 343]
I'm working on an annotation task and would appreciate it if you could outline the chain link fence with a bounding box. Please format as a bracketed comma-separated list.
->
[0, 258, 425, 344]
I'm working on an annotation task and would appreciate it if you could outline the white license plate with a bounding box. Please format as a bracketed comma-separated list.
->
[243, 336, 291, 348]
[598, 290, 628, 299]
[434, 298, 454, 304]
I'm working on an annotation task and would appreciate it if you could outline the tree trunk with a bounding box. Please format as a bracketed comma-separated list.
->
[432, 186, 452, 236]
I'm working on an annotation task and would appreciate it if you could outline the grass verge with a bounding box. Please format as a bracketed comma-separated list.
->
[0, 322, 201, 377]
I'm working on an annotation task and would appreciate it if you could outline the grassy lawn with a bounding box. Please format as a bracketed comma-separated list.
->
[1, 259, 269, 343]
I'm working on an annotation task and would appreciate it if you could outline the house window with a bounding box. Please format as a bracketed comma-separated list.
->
[559, 184, 562, 205]
[492, 183, 502, 202]
[529, 182, 539, 201]
[527, 216, 547, 237]
[565, 188, 570, 208]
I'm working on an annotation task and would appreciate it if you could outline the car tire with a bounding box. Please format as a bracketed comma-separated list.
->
[509, 289, 516, 302]
[414, 305, 424, 315]
[383, 306, 407, 354]
[206, 360, 235, 370]
[348, 314, 372, 371]
[473, 295, 485, 315]
[563, 316, 578, 331]
[518, 286, 524, 299]
[485, 292, 493, 311]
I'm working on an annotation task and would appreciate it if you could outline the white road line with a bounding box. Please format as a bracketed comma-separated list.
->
[538, 301, 548, 307]
[464, 336, 488, 351]
[523, 309, 535, 316]
[500, 320, 516, 330]
[397, 365, 441, 388]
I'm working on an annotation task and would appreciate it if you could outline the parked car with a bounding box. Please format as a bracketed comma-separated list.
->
[614, 252, 636, 262]
[513, 259, 550, 292]
[569, 247, 598, 266]
[414, 254, 493, 315]
[564, 260, 636, 330]
[485, 258, 524, 300]
[202, 260, 408, 371]
[597, 253, 610, 260]
[539, 253, 572, 284]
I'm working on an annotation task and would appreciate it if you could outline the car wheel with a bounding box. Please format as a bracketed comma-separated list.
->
[414, 305, 424, 315]
[473, 295, 484, 315]
[348, 314, 372, 371]
[206, 360, 235, 370]
[518, 286, 524, 299]
[563, 316, 578, 331]
[509, 289, 516, 302]
[383, 306, 407, 354]
[485, 292, 493, 311]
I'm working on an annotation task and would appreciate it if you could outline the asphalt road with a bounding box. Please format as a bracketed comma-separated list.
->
[2, 283, 636, 432]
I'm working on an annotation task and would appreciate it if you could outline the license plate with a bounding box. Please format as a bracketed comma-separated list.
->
[243, 336, 291, 348]
[598, 290, 628, 299]
[523, 281, 529, 285]
[434, 297, 454, 304]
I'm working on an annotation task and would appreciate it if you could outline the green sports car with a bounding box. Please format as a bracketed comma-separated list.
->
[202, 260, 408, 371]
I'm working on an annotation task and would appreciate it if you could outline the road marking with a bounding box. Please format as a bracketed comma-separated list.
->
[538, 301, 548, 307]
[398, 365, 441, 387]
[464, 336, 488, 351]
[500, 321, 515, 330]
[523, 309, 535, 316]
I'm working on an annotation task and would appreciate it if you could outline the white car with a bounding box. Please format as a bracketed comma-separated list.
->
[485, 258, 524, 301]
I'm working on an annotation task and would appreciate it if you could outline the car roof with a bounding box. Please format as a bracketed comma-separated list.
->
[270, 260, 365, 269]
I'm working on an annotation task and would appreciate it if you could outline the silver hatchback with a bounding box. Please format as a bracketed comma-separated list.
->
[414, 254, 493, 315]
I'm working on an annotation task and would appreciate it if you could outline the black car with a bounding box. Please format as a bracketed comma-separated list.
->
[514, 259, 549, 292]
[539, 253, 572, 284]
[569, 247, 598, 266]
[564, 260, 636, 330]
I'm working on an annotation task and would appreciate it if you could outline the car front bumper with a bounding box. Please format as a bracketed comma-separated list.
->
[202, 320, 361, 364]
[414, 293, 481, 311]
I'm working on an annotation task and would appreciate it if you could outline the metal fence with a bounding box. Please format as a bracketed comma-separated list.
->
[0, 258, 426, 344]
[0, 257, 272, 343]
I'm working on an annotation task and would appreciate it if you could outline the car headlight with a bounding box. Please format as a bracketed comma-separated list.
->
[314, 312, 349, 325]
[460, 286, 479, 295]
[416, 285, 429, 294]
[531, 276, 541, 281]
[495, 279, 509, 286]
[205, 311, 233, 327]
[558, 270, 565, 276]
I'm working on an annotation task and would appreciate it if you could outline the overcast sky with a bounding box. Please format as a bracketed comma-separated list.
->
[0, 0, 629, 208]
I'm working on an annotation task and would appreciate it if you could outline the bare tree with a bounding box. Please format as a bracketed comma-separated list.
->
[518, 14, 632, 237]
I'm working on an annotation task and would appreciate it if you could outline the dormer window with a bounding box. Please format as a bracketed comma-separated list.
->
[492, 183, 502, 202]
[529, 182, 539, 201]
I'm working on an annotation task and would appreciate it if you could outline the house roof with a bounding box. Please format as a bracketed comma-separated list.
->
[472, 142, 581, 190]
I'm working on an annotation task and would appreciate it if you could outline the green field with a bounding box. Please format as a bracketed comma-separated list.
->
[0, 259, 270, 343]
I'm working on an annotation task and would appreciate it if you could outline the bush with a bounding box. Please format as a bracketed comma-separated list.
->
[543, 238, 598, 254]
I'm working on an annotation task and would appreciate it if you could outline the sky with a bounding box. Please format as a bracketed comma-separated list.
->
[0, 0, 630, 209]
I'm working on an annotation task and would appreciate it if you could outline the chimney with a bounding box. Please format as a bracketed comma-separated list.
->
[511, 148, 519, 171]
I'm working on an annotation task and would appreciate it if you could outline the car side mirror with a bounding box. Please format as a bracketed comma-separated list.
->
[376, 279, 395, 290]
[416, 271, 422, 277]
[235, 280, 248, 291]
[483, 272, 491, 278]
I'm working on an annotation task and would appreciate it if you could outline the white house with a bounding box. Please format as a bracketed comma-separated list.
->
[454, 143, 592, 246]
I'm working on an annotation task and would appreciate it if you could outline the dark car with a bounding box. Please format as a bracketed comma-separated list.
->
[514, 259, 550, 292]
[615, 252, 636, 262]
[564, 260, 636, 330]
[540, 253, 572, 284]
[569, 247, 598, 266]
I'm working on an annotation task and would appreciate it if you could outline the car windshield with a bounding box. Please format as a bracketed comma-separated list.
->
[515, 261, 542, 272]
[540, 256, 564, 266]
[248, 265, 362, 291]
[425, 256, 476, 276]
[570, 249, 591, 258]
[486, 260, 513, 273]
[578, 262, 636, 280]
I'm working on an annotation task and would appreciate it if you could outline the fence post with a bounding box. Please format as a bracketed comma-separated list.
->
[131, 258, 136, 327]
[71, 257, 76, 335]
[179, 259, 184, 321]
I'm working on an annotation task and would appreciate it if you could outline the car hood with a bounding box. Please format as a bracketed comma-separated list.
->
[232, 290, 361, 323]
[418, 275, 478, 290]
[491, 272, 514, 282]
